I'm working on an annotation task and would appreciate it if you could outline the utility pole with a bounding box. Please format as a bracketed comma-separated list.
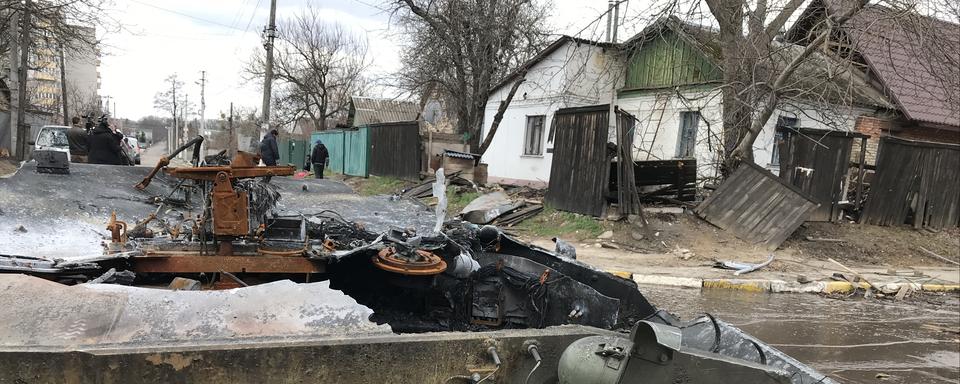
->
[182, 92, 189, 160]
[198, 71, 206, 136]
[102, 95, 112, 115]
[260, 0, 278, 135]
[14, 0, 32, 161]
[198, 70, 206, 157]
[228, 102, 236, 158]
[59, 44, 69, 125]
[170, 76, 178, 153]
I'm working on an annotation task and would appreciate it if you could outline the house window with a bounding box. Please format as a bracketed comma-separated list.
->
[676, 111, 699, 158]
[524, 115, 545, 156]
[771, 116, 799, 166]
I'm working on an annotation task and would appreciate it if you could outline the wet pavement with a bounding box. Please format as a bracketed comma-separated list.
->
[641, 285, 960, 384]
[0, 162, 434, 258]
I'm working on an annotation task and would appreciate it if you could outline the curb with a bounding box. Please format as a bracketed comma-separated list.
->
[613, 271, 960, 295]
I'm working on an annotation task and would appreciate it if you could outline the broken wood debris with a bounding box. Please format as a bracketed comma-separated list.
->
[917, 245, 960, 266]
[694, 162, 819, 250]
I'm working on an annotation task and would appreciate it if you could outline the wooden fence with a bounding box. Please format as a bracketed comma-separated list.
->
[367, 122, 421, 180]
[778, 127, 866, 222]
[861, 137, 960, 229]
[695, 162, 820, 250]
[545, 105, 627, 217]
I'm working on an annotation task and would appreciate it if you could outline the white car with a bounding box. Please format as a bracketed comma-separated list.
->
[122, 136, 141, 164]
[30, 125, 72, 162]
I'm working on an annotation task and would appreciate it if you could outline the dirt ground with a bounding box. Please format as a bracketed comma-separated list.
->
[534, 210, 960, 269]
[338, 175, 959, 272]
[0, 159, 17, 178]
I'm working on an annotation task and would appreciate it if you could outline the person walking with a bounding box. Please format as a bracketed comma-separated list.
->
[259, 129, 280, 166]
[310, 140, 329, 179]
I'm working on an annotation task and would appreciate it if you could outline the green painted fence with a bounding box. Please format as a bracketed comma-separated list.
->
[311, 129, 369, 177]
[279, 138, 308, 169]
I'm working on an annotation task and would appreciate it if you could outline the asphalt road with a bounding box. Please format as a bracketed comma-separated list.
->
[640, 284, 960, 384]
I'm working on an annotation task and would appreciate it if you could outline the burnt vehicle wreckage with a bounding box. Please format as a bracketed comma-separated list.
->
[0, 137, 836, 383]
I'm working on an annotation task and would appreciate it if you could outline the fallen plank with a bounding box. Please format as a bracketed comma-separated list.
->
[917, 246, 960, 266]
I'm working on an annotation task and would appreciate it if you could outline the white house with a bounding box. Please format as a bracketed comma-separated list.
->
[481, 17, 893, 187]
[480, 37, 621, 188]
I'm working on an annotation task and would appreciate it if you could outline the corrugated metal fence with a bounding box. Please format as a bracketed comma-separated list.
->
[861, 137, 960, 229]
[310, 122, 420, 179]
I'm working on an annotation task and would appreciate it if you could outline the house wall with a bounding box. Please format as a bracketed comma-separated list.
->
[619, 87, 870, 182]
[617, 87, 724, 182]
[622, 31, 721, 90]
[481, 42, 621, 187]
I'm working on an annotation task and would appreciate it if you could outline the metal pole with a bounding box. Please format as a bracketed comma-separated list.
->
[199, 70, 206, 157]
[59, 43, 69, 125]
[605, 0, 613, 42]
[228, 102, 236, 158]
[15, 0, 32, 161]
[171, 77, 177, 153]
[260, 0, 277, 134]
[612, 1, 620, 43]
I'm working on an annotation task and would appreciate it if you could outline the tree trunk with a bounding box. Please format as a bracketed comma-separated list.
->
[477, 75, 525, 157]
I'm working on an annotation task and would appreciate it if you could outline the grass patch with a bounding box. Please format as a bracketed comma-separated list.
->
[514, 205, 605, 239]
[355, 175, 409, 196]
[446, 186, 481, 214]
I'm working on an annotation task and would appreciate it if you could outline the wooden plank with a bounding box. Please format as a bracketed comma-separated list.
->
[694, 162, 819, 249]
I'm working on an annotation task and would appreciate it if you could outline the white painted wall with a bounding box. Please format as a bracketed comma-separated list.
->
[617, 88, 725, 181]
[481, 42, 872, 187]
[619, 89, 871, 182]
[481, 41, 621, 186]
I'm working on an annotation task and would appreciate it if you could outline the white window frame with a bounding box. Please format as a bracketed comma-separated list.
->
[675, 111, 700, 158]
[523, 115, 546, 157]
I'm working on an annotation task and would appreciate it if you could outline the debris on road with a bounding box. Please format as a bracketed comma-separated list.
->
[714, 253, 775, 275]
[804, 236, 844, 243]
[918, 245, 960, 266]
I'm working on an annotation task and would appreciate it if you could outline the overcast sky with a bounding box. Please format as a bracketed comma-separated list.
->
[99, 0, 660, 120]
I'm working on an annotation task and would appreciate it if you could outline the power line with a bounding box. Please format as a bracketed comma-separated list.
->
[127, 0, 248, 31]
[242, 0, 265, 34]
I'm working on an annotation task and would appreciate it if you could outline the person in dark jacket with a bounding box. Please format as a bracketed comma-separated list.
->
[259, 129, 280, 166]
[87, 119, 124, 165]
[66, 116, 89, 162]
[310, 140, 329, 179]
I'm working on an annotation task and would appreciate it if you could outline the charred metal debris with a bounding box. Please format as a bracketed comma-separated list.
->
[0, 136, 840, 383]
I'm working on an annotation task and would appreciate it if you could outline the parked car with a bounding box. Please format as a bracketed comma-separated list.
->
[29, 125, 71, 162]
[122, 137, 141, 165]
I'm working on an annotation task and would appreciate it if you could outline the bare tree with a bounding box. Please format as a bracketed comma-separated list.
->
[391, 0, 550, 151]
[646, 0, 958, 174]
[247, 5, 370, 131]
[1, 1, 111, 97]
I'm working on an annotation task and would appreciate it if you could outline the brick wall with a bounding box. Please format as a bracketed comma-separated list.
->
[851, 116, 892, 166]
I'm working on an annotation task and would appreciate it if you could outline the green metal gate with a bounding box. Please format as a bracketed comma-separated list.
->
[311, 129, 369, 177]
[343, 128, 369, 177]
[279, 138, 307, 169]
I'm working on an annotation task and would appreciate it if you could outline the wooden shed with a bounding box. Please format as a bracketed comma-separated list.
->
[777, 127, 868, 222]
[545, 105, 635, 217]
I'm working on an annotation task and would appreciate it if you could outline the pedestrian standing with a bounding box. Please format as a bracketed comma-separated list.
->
[259, 129, 280, 166]
[310, 140, 329, 179]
